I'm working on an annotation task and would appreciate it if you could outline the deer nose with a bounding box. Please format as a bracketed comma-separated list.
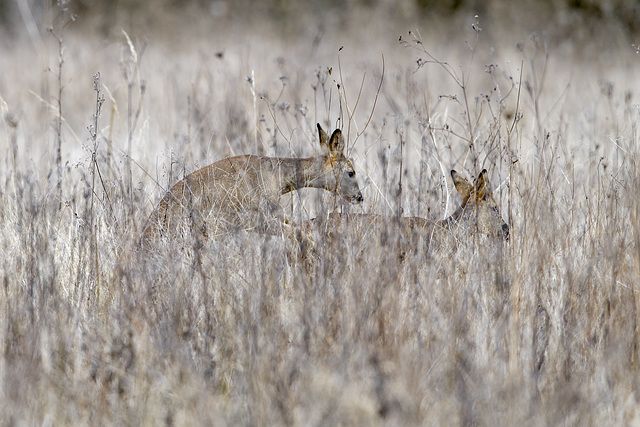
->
[355, 192, 363, 203]
[502, 223, 510, 241]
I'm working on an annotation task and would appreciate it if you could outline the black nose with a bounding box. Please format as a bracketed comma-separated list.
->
[355, 192, 363, 203]
[502, 223, 509, 241]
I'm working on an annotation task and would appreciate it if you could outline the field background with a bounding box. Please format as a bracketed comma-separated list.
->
[1, 0, 640, 425]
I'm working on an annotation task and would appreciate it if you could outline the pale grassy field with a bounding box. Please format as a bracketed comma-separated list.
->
[1, 1, 640, 425]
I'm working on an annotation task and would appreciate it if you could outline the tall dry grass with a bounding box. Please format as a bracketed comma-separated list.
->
[1, 3, 639, 425]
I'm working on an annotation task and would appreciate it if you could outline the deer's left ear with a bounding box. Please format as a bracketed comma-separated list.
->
[474, 169, 489, 199]
[451, 170, 472, 200]
[328, 129, 345, 154]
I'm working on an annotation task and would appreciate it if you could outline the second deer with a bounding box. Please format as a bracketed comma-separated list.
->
[303, 169, 508, 259]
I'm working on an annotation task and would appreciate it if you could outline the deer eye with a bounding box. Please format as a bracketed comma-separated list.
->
[347, 171, 355, 178]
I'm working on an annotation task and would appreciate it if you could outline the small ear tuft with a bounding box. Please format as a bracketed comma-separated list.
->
[451, 170, 472, 200]
[329, 129, 345, 154]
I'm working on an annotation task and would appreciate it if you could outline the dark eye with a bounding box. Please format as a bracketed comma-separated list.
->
[348, 171, 355, 178]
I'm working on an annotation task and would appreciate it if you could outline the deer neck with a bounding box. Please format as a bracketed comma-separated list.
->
[277, 157, 325, 195]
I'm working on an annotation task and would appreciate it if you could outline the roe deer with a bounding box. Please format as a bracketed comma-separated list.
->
[141, 124, 363, 246]
[439, 168, 509, 241]
[303, 169, 508, 260]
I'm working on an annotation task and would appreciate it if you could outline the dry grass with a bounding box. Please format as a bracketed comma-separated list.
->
[1, 3, 640, 425]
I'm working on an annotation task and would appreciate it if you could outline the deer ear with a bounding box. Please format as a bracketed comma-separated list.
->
[328, 129, 345, 154]
[474, 169, 489, 199]
[451, 170, 472, 200]
[317, 123, 330, 151]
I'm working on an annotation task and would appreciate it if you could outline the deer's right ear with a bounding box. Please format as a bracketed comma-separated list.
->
[451, 170, 472, 200]
[317, 123, 330, 150]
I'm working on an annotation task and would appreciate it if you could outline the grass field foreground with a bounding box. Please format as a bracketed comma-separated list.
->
[1, 3, 640, 425]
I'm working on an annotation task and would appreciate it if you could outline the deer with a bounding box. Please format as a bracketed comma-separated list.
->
[301, 169, 508, 261]
[140, 123, 363, 247]
[437, 168, 509, 241]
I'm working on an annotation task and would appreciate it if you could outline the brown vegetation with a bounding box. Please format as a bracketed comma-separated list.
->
[0, 1, 639, 425]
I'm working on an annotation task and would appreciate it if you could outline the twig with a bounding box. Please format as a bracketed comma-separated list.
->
[89, 72, 105, 305]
